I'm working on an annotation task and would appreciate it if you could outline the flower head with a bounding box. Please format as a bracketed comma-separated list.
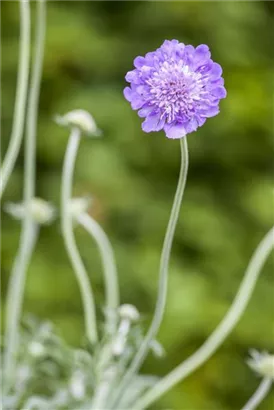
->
[124, 40, 226, 139]
[247, 350, 274, 379]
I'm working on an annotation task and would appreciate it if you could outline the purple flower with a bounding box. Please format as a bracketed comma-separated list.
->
[124, 40, 226, 139]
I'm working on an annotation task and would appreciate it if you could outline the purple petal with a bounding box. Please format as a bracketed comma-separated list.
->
[200, 105, 220, 118]
[184, 45, 195, 55]
[197, 60, 213, 75]
[211, 86, 227, 99]
[185, 118, 198, 133]
[131, 97, 145, 110]
[164, 122, 187, 139]
[210, 63, 222, 78]
[145, 51, 155, 61]
[136, 85, 148, 95]
[193, 44, 211, 68]
[134, 56, 146, 69]
[183, 45, 196, 67]
[125, 70, 139, 83]
[138, 105, 154, 118]
[123, 87, 133, 102]
[161, 39, 179, 51]
[195, 116, 206, 126]
[142, 113, 164, 133]
[175, 43, 186, 59]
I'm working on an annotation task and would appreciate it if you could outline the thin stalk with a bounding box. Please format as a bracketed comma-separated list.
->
[134, 227, 274, 410]
[0, 0, 30, 197]
[111, 137, 189, 408]
[76, 212, 120, 329]
[241, 378, 272, 410]
[3, 223, 39, 390]
[25, 0, 46, 201]
[91, 367, 117, 410]
[3, 0, 46, 391]
[61, 129, 98, 345]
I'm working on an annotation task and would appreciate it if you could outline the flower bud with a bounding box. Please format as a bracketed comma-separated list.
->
[247, 350, 274, 379]
[118, 304, 140, 322]
[55, 109, 102, 137]
[69, 196, 92, 219]
[5, 198, 56, 225]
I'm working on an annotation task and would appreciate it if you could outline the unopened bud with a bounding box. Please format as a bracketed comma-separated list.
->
[69, 196, 92, 219]
[247, 350, 274, 379]
[55, 109, 102, 137]
[5, 198, 56, 225]
[118, 304, 140, 322]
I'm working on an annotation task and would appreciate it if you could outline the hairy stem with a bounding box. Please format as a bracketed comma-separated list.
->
[61, 129, 98, 345]
[3, 0, 46, 391]
[4, 224, 39, 390]
[111, 137, 189, 408]
[77, 212, 120, 332]
[0, 0, 30, 197]
[134, 227, 274, 409]
[24, 0, 46, 201]
[241, 378, 272, 410]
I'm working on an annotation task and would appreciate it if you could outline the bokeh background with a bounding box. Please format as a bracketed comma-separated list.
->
[1, 1, 274, 409]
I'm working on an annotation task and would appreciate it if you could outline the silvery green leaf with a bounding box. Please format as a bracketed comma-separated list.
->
[117, 374, 159, 408]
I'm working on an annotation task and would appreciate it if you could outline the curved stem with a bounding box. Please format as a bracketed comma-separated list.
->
[61, 129, 98, 345]
[3, 0, 46, 392]
[0, 0, 30, 198]
[134, 227, 274, 410]
[241, 378, 272, 410]
[111, 137, 189, 408]
[76, 212, 120, 331]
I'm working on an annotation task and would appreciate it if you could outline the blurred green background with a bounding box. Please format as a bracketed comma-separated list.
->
[1, 1, 274, 409]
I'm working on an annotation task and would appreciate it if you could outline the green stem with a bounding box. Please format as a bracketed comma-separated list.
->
[77, 212, 120, 332]
[111, 137, 189, 408]
[24, 0, 46, 202]
[134, 227, 274, 410]
[4, 223, 39, 390]
[3, 0, 46, 391]
[0, 0, 30, 197]
[241, 378, 272, 410]
[61, 129, 98, 345]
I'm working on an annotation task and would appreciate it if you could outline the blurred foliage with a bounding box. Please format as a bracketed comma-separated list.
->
[3, 317, 160, 410]
[1, 1, 274, 409]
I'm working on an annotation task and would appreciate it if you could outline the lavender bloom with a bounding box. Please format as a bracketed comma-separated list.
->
[124, 40, 226, 139]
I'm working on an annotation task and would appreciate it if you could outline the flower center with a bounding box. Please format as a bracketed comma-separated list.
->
[145, 61, 202, 123]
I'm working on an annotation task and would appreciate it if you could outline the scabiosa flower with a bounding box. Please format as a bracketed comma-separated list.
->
[124, 40, 226, 139]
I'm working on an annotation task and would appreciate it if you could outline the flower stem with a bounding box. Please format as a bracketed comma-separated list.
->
[0, 0, 30, 198]
[241, 378, 272, 410]
[134, 227, 274, 410]
[61, 129, 98, 345]
[111, 137, 189, 408]
[76, 212, 120, 331]
[4, 223, 39, 390]
[91, 367, 117, 410]
[3, 0, 46, 392]
[24, 0, 46, 202]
